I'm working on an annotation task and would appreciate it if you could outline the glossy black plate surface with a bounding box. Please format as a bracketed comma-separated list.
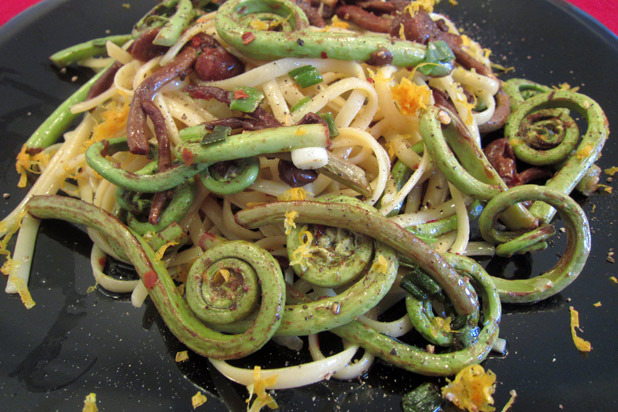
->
[1, 1, 617, 411]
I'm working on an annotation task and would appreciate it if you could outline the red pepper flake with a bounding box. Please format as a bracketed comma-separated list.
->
[426, 219, 438, 223]
[320, 51, 328, 59]
[98, 256, 106, 267]
[242, 32, 255, 45]
[233, 90, 250, 99]
[143, 270, 158, 289]
[367, 78, 375, 84]
[182, 148, 194, 166]
[101, 140, 110, 157]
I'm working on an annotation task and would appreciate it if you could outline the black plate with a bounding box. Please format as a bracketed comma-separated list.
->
[1, 1, 617, 411]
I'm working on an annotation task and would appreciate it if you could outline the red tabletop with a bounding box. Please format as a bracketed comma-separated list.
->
[1, 0, 617, 35]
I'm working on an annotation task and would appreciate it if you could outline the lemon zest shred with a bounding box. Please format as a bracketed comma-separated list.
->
[246, 366, 278, 412]
[175, 350, 189, 362]
[290, 228, 314, 269]
[191, 392, 208, 409]
[278, 188, 308, 202]
[610, 276, 618, 284]
[213, 268, 231, 283]
[593, 301, 602, 307]
[596, 184, 613, 194]
[284, 210, 298, 235]
[155, 241, 179, 261]
[8, 275, 36, 309]
[331, 15, 349, 29]
[442, 364, 497, 412]
[604, 166, 618, 176]
[15, 145, 54, 188]
[82, 393, 98, 412]
[391, 78, 432, 116]
[569, 306, 592, 352]
[576, 144, 593, 160]
[371, 254, 389, 275]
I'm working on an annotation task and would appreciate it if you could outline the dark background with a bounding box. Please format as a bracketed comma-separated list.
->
[0, 1, 616, 411]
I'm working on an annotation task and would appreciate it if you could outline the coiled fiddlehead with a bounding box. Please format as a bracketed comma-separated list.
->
[27, 195, 286, 360]
[478, 185, 590, 303]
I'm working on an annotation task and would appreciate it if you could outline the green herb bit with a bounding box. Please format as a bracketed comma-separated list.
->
[201, 126, 232, 146]
[290, 96, 311, 113]
[401, 382, 443, 412]
[179, 124, 208, 141]
[289, 65, 323, 88]
[419, 40, 455, 76]
[319, 112, 339, 138]
[229, 86, 265, 113]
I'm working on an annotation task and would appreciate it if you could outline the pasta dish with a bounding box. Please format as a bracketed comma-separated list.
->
[0, 0, 610, 410]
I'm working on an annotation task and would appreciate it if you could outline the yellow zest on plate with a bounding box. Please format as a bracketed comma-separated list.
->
[569, 306, 592, 352]
[191, 391, 207, 409]
[82, 393, 98, 412]
[442, 364, 497, 412]
[175, 350, 189, 362]
[604, 166, 618, 176]
[246, 366, 278, 412]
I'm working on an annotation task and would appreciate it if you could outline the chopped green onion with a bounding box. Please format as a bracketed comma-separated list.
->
[289, 65, 323, 88]
[401, 382, 443, 412]
[400, 264, 442, 296]
[399, 276, 427, 300]
[419, 40, 455, 76]
[318, 112, 339, 138]
[201, 126, 232, 146]
[291, 96, 311, 113]
[179, 125, 208, 141]
[229, 86, 264, 113]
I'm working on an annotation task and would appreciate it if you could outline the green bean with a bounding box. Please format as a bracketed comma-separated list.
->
[153, 0, 194, 47]
[330, 254, 500, 376]
[505, 90, 609, 223]
[24, 63, 115, 150]
[215, 0, 451, 75]
[87, 124, 328, 193]
[199, 157, 260, 195]
[27, 195, 285, 360]
[49, 34, 132, 67]
[478, 185, 590, 303]
[420, 106, 537, 231]
[235, 198, 478, 316]
[126, 182, 195, 235]
[177, 124, 329, 164]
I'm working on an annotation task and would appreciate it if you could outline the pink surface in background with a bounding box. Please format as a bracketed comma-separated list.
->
[1, 0, 617, 35]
